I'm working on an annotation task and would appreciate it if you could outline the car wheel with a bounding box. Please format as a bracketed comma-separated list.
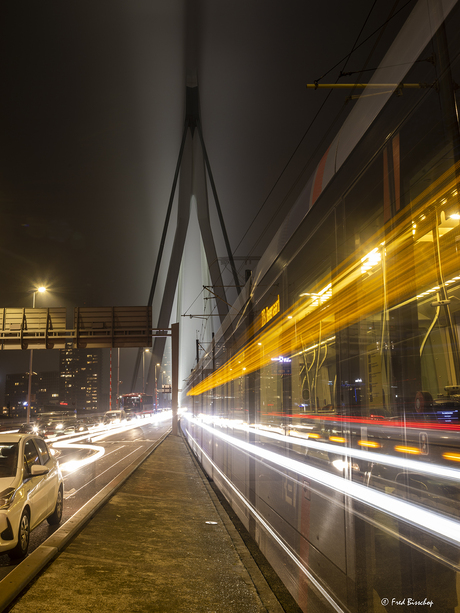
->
[9, 509, 30, 560]
[47, 486, 63, 525]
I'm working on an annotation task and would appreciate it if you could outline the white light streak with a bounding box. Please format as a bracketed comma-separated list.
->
[361, 247, 381, 274]
[51, 411, 172, 473]
[185, 427, 345, 613]
[57, 443, 106, 473]
[257, 424, 460, 483]
[199, 415, 460, 484]
[185, 415, 460, 546]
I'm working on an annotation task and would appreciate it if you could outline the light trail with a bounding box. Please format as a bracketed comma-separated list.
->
[55, 442, 106, 474]
[89, 411, 172, 443]
[184, 414, 460, 546]
[198, 415, 460, 483]
[51, 411, 172, 474]
[185, 426, 346, 613]
[188, 162, 460, 396]
[61, 445, 125, 479]
[63, 445, 144, 498]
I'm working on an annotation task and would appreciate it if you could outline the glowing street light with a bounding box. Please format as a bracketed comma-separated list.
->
[35, 286, 46, 301]
[27, 286, 47, 423]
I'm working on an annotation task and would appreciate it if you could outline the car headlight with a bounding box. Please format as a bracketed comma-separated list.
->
[0, 488, 16, 510]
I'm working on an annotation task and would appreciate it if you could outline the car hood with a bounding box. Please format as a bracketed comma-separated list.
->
[0, 476, 17, 491]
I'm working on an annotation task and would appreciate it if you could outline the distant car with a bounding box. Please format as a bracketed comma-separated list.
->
[78, 416, 101, 427]
[18, 423, 43, 435]
[35, 411, 76, 431]
[62, 422, 92, 443]
[0, 433, 64, 559]
[85, 417, 103, 428]
[41, 420, 76, 439]
[103, 410, 126, 425]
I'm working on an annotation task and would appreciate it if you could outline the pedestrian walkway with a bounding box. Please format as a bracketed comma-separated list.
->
[7, 433, 286, 613]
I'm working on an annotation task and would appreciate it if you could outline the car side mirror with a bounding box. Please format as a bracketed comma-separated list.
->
[31, 464, 49, 476]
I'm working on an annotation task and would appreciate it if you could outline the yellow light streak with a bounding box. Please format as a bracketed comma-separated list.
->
[329, 436, 346, 443]
[188, 161, 460, 397]
[443, 452, 460, 462]
[358, 440, 381, 449]
[394, 445, 421, 455]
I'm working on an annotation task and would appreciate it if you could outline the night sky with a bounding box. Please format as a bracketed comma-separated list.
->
[0, 0, 414, 403]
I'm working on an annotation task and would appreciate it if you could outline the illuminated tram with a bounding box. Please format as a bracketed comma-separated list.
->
[182, 2, 460, 612]
[119, 393, 155, 419]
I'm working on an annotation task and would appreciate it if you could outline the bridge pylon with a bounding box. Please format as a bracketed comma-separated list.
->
[132, 78, 240, 395]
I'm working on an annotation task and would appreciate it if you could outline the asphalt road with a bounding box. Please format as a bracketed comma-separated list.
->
[0, 414, 172, 580]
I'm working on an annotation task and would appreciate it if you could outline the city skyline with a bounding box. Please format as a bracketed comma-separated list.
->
[4, 346, 102, 418]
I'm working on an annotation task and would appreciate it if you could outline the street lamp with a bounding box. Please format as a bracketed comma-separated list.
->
[27, 286, 47, 423]
[155, 363, 160, 410]
[142, 349, 150, 394]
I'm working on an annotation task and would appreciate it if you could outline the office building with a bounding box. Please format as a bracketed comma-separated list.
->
[59, 343, 102, 412]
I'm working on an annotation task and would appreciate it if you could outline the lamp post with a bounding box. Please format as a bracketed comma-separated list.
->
[142, 349, 150, 394]
[155, 363, 160, 410]
[116, 348, 121, 409]
[27, 286, 46, 423]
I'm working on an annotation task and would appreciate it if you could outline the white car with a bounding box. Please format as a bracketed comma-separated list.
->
[103, 409, 126, 425]
[0, 433, 64, 559]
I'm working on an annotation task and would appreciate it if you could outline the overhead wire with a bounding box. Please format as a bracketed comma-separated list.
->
[314, 0, 416, 83]
[233, 0, 415, 274]
[182, 0, 414, 335]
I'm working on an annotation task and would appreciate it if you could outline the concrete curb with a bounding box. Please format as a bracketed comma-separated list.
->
[0, 428, 171, 613]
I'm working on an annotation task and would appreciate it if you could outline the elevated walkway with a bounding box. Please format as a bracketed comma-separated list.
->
[4, 433, 294, 612]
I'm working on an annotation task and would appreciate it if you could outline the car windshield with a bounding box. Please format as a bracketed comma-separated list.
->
[0, 443, 19, 478]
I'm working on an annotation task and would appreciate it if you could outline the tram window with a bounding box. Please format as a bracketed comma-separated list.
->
[342, 155, 384, 260]
[287, 211, 335, 306]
